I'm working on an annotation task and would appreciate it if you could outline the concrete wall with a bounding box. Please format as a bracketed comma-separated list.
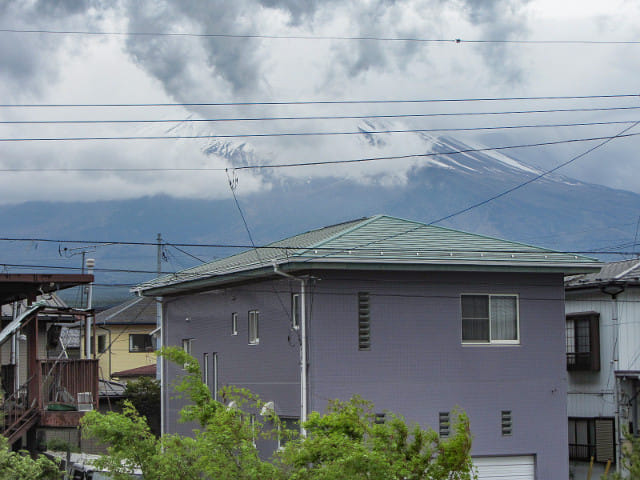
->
[162, 269, 568, 478]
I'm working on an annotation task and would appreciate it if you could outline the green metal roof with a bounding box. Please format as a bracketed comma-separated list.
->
[135, 215, 601, 295]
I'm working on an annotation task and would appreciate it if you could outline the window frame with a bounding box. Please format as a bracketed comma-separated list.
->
[97, 334, 107, 354]
[248, 310, 259, 345]
[128, 333, 154, 353]
[291, 293, 300, 330]
[231, 312, 238, 336]
[461, 293, 520, 345]
[566, 312, 600, 371]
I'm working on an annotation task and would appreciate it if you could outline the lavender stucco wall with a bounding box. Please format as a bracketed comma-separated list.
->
[162, 269, 568, 478]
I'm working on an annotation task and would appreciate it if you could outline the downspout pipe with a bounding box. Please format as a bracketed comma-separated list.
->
[601, 282, 625, 472]
[273, 263, 307, 436]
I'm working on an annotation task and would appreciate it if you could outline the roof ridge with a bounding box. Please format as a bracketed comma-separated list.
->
[302, 215, 378, 251]
[614, 259, 640, 280]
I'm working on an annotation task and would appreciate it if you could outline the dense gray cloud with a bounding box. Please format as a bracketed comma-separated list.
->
[0, 0, 639, 204]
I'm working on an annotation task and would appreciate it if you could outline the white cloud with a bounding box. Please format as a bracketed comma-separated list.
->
[1, 0, 640, 204]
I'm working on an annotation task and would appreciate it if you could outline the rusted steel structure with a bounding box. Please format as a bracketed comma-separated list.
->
[0, 274, 97, 446]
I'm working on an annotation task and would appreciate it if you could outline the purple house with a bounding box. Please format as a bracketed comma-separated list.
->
[136, 215, 600, 479]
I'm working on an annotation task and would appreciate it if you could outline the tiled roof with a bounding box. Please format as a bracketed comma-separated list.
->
[112, 364, 156, 377]
[136, 215, 601, 294]
[96, 297, 157, 325]
[565, 259, 640, 288]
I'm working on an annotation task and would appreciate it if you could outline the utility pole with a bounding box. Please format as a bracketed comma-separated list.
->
[85, 258, 95, 358]
[156, 233, 164, 437]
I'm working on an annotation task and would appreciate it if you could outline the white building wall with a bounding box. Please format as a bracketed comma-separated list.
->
[616, 290, 640, 371]
[565, 292, 616, 418]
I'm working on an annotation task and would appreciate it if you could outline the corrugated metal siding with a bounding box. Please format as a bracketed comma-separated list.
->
[565, 293, 616, 418]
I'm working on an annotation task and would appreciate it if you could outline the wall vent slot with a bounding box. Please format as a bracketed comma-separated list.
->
[358, 292, 371, 351]
[501, 410, 512, 436]
[439, 411, 450, 437]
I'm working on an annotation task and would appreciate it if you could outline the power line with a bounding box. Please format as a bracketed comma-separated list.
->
[1, 107, 639, 124]
[1, 28, 639, 45]
[0, 94, 638, 108]
[0, 235, 638, 255]
[0, 133, 638, 172]
[1, 120, 636, 141]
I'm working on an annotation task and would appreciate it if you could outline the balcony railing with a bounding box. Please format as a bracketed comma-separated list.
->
[38, 359, 99, 411]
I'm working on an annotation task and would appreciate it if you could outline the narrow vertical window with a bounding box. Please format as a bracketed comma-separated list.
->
[203, 353, 209, 385]
[182, 338, 193, 369]
[248, 310, 259, 345]
[212, 352, 218, 402]
[231, 312, 238, 335]
[358, 292, 370, 350]
[292, 293, 301, 330]
[97, 335, 106, 354]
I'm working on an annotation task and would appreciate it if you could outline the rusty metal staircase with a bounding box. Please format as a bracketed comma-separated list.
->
[3, 406, 39, 445]
[1, 378, 40, 446]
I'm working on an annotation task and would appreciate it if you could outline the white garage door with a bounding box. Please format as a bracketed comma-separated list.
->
[473, 455, 535, 480]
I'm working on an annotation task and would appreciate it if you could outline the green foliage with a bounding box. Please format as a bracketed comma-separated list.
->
[82, 347, 474, 480]
[602, 428, 640, 480]
[0, 436, 60, 479]
[122, 376, 161, 436]
[277, 396, 475, 480]
[44, 438, 79, 453]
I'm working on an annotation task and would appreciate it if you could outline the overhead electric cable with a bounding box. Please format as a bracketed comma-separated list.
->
[0, 120, 636, 140]
[0, 132, 637, 171]
[1, 28, 639, 45]
[0, 94, 638, 107]
[1, 107, 638, 122]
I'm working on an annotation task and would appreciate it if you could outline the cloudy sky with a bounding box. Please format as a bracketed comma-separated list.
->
[1, 0, 639, 204]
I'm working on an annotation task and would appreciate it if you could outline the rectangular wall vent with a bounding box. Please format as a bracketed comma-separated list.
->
[439, 411, 450, 437]
[358, 292, 371, 351]
[501, 410, 512, 436]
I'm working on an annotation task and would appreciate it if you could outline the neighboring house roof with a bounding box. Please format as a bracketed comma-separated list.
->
[566, 258, 640, 289]
[136, 215, 600, 296]
[1, 293, 68, 317]
[0, 273, 93, 305]
[95, 296, 157, 325]
[99, 379, 126, 397]
[112, 364, 156, 378]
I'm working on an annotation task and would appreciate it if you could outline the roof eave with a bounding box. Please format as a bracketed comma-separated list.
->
[138, 259, 601, 297]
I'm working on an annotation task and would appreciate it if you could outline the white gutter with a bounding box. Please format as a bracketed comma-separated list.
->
[273, 262, 307, 437]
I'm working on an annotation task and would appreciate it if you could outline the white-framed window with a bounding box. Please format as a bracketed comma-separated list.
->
[231, 312, 238, 335]
[291, 294, 300, 330]
[182, 338, 193, 368]
[248, 310, 259, 345]
[461, 294, 519, 344]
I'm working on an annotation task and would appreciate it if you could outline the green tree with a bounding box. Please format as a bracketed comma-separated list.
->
[0, 436, 60, 479]
[122, 376, 161, 436]
[602, 428, 639, 479]
[82, 347, 474, 480]
[82, 347, 281, 480]
[277, 396, 474, 480]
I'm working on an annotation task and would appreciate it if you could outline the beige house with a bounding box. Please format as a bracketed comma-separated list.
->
[94, 297, 157, 382]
